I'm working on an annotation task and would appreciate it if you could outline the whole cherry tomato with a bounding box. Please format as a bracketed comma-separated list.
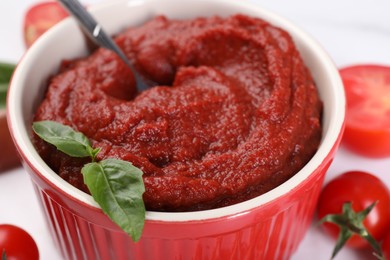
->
[0, 224, 39, 260]
[340, 64, 390, 158]
[317, 171, 390, 249]
[23, 1, 68, 48]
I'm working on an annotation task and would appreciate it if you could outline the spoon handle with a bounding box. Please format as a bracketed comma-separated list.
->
[58, 0, 148, 91]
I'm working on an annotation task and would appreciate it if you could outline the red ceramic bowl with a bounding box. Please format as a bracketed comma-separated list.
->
[7, 0, 345, 259]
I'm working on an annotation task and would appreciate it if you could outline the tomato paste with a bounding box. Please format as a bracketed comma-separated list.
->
[33, 15, 322, 211]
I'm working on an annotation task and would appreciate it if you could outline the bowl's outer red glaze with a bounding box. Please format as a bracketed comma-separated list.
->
[17, 131, 342, 260]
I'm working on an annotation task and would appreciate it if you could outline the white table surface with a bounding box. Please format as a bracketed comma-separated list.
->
[1, 0, 390, 259]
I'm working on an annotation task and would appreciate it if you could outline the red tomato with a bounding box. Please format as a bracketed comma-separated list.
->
[0, 224, 39, 260]
[23, 1, 68, 48]
[317, 171, 390, 248]
[0, 112, 20, 171]
[340, 65, 390, 158]
[383, 231, 390, 260]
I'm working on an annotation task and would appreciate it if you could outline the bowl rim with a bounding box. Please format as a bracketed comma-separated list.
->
[7, 0, 345, 222]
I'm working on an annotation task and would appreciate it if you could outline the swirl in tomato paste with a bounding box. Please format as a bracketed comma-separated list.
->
[33, 15, 322, 211]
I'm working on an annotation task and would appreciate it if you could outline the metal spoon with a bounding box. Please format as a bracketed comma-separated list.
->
[58, 0, 148, 91]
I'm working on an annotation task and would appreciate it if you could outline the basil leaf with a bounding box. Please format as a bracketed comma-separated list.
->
[33, 120, 146, 241]
[0, 62, 16, 109]
[32, 120, 93, 158]
[82, 159, 145, 241]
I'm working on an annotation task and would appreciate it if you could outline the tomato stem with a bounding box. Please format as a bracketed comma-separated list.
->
[2, 249, 6, 260]
[319, 201, 384, 259]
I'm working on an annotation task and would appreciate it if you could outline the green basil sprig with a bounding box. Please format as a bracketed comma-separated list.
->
[0, 62, 16, 109]
[32, 121, 100, 160]
[32, 120, 145, 242]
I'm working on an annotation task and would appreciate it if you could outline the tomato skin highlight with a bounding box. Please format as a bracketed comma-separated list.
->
[317, 171, 390, 249]
[340, 64, 390, 158]
[0, 224, 39, 260]
[23, 1, 68, 48]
